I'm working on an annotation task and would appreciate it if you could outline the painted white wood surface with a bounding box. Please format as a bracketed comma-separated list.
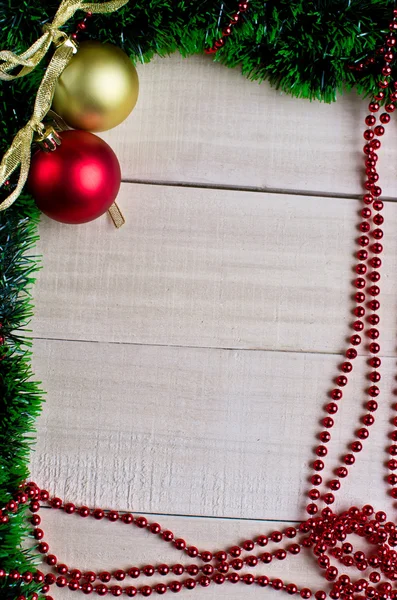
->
[31, 338, 396, 520]
[32, 184, 397, 355]
[29, 54, 397, 599]
[101, 54, 397, 199]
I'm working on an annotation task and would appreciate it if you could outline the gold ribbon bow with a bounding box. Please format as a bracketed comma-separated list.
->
[0, 0, 129, 223]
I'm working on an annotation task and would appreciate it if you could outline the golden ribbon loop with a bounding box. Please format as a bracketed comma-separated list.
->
[0, 0, 129, 220]
[0, 0, 129, 81]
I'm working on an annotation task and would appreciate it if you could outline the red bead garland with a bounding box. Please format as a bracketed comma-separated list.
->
[4, 4, 397, 600]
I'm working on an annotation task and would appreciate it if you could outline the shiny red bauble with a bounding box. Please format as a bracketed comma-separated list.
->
[28, 130, 121, 224]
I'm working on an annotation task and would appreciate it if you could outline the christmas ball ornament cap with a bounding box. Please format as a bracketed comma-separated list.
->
[28, 129, 121, 224]
[52, 41, 139, 132]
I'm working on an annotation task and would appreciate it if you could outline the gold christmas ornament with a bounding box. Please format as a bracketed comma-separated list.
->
[52, 41, 139, 132]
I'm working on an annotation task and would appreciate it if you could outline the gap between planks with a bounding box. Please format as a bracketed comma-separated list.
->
[120, 177, 397, 204]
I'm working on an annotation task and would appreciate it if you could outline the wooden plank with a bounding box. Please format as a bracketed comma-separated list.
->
[100, 54, 397, 198]
[32, 183, 397, 356]
[37, 509, 325, 600]
[30, 339, 395, 521]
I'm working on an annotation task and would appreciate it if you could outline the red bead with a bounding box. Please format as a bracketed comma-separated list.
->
[272, 579, 284, 590]
[301, 589, 312, 599]
[93, 509, 104, 520]
[257, 576, 269, 587]
[373, 200, 384, 211]
[323, 493, 335, 504]
[199, 576, 211, 587]
[83, 572, 96, 583]
[369, 343, 380, 354]
[33, 528, 44, 539]
[367, 400, 378, 411]
[231, 558, 243, 570]
[368, 302, 380, 314]
[162, 529, 173, 541]
[136, 516, 148, 528]
[325, 403, 338, 415]
[352, 319, 364, 330]
[174, 538, 186, 550]
[122, 513, 134, 524]
[229, 545, 241, 557]
[125, 587, 137, 598]
[326, 567, 338, 581]
[350, 334, 361, 346]
[380, 112, 391, 124]
[357, 427, 369, 439]
[323, 417, 334, 428]
[114, 570, 125, 581]
[346, 348, 357, 359]
[157, 564, 169, 576]
[256, 535, 268, 546]
[186, 565, 198, 576]
[64, 503, 75, 514]
[242, 574, 254, 585]
[128, 568, 140, 579]
[29, 501, 40, 513]
[213, 573, 225, 585]
[37, 542, 50, 554]
[169, 580, 182, 593]
[242, 539, 255, 551]
[140, 586, 152, 597]
[201, 550, 212, 562]
[354, 292, 365, 304]
[94, 583, 108, 596]
[351, 441, 363, 452]
[336, 467, 348, 477]
[184, 579, 196, 590]
[46, 554, 57, 566]
[57, 564, 68, 575]
[369, 102, 380, 112]
[107, 511, 119, 522]
[365, 115, 376, 126]
[229, 574, 239, 584]
[274, 550, 286, 560]
[51, 497, 62, 509]
[307, 503, 318, 515]
[329, 479, 340, 490]
[155, 584, 167, 595]
[217, 562, 229, 574]
[69, 581, 79, 591]
[187, 546, 198, 557]
[373, 214, 384, 225]
[172, 564, 184, 576]
[56, 576, 68, 588]
[260, 552, 273, 563]
[288, 544, 300, 554]
[79, 506, 90, 517]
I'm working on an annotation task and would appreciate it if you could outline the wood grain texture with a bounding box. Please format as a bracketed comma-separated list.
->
[100, 54, 397, 198]
[27, 53, 397, 600]
[37, 510, 324, 600]
[30, 338, 396, 520]
[31, 184, 397, 355]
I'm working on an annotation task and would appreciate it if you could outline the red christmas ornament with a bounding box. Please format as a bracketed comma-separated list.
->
[28, 130, 121, 224]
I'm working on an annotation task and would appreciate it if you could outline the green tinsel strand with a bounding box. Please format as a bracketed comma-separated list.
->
[0, 1, 395, 596]
[0, 195, 43, 598]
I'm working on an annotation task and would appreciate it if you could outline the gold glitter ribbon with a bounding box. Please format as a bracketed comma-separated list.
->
[0, 0, 129, 223]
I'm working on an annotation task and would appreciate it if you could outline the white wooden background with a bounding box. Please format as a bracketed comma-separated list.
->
[29, 53, 397, 598]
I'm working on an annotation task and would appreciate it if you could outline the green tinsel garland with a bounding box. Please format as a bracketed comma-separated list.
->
[0, 1, 395, 597]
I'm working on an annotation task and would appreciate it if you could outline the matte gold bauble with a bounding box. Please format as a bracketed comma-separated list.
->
[52, 41, 139, 132]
